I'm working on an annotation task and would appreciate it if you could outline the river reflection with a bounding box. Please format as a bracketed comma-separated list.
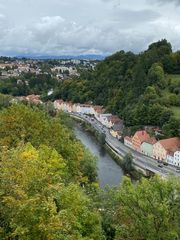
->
[74, 125, 124, 188]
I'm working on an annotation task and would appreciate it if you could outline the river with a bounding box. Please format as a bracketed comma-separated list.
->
[74, 124, 124, 188]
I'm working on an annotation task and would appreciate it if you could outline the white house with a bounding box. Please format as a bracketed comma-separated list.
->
[167, 150, 180, 166]
[79, 104, 92, 115]
[99, 113, 112, 126]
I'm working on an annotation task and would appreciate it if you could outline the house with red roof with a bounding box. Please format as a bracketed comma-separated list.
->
[91, 105, 106, 120]
[132, 130, 150, 152]
[153, 137, 180, 161]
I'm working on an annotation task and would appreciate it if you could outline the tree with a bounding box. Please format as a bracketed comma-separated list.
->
[0, 104, 99, 183]
[148, 63, 166, 88]
[115, 176, 180, 240]
[162, 117, 180, 137]
[122, 153, 134, 173]
[0, 143, 104, 240]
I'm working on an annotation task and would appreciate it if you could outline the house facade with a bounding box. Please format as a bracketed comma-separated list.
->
[167, 150, 180, 166]
[124, 136, 133, 149]
[132, 130, 150, 152]
[92, 106, 105, 120]
[153, 141, 167, 161]
[110, 121, 124, 139]
[99, 114, 112, 126]
[153, 137, 180, 162]
[141, 141, 153, 157]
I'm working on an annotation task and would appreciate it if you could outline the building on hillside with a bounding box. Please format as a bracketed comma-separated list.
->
[132, 130, 150, 152]
[72, 103, 80, 113]
[124, 136, 133, 149]
[79, 104, 92, 115]
[106, 115, 122, 128]
[110, 121, 124, 139]
[54, 100, 64, 110]
[99, 113, 112, 126]
[25, 95, 43, 104]
[65, 102, 73, 112]
[92, 106, 105, 120]
[167, 150, 180, 166]
[140, 138, 157, 157]
[153, 137, 180, 162]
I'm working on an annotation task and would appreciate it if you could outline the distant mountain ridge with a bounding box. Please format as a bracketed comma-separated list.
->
[16, 54, 106, 60]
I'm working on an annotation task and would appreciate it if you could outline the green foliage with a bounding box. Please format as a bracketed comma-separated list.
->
[162, 117, 180, 137]
[0, 73, 58, 96]
[171, 106, 180, 120]
[121, 153, 134, 173]
[51, 39, 180, 130]
[0, 143, 103, 240]
[0, 104, 97, 182]
[0, 93, 12, 109]
[114, 176, 180, 240]
[80, 150, 98, 183]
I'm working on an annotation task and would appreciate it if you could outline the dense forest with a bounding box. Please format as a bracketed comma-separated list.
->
[0, 99, 179, 239]
[51, 40, 180, 137]
[0, 72, 57, 96]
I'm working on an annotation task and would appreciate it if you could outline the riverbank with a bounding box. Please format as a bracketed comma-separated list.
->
[73, 117, 143, 180]
[74, 123, 124, 188]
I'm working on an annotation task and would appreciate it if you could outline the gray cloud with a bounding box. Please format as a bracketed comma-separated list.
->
[148, 0, 180, 5]
[0, 0, 180, 56]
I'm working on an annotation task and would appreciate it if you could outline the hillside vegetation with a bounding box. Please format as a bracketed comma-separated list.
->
[52, 40, 180, 137]
[0, 101, 179, 239]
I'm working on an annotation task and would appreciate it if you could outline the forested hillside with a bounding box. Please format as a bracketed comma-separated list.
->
[0, 101, 179, 239]
[52, 40, 180, 136]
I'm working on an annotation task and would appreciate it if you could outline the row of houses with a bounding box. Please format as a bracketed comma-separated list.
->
[14, 96, 179, 167]
[124, 131, 180, 166]
[15, 95, 43, 105]
[54, 100, 124, 138]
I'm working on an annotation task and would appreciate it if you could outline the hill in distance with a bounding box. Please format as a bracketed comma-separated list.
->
[51, 39, 180, 137]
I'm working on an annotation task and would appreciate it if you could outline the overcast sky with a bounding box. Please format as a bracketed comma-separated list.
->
[0, 0, 180, 56]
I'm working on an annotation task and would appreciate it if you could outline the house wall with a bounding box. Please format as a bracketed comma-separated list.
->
[153, 142, 167, 161]
[174, 151, 180, 166]
[167, 151, 180, 166]
[110, 130, 117, 138]
[167, 155, 174, 165]
[79, 106, 91, 114]
[132, 135, 141, 152]
[140, 142, 153, 157]
[99, 114, 112, 126]
[124, 139, 133, 149]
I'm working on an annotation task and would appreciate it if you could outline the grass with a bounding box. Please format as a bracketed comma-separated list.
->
[171, 106, 180, 119]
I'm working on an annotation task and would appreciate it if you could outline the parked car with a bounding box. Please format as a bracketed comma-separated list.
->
[176, 168, 180, 173]
[158, 164, 163, 168]
[163, 162, 168, 166]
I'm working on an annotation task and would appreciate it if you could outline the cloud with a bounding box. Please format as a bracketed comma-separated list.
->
[148, 0, 180, 5]
[0, 0, 180, 56]
[0, 13, 5, 19]
[111, 9, 160, 26]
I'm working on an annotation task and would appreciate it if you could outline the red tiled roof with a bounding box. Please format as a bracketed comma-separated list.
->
[143, 137, 157, 145]
[134, 130, 150, 143]
[108, 115, 121, 124]
[93, 105, 105, 113]
[159, 137, 180, 152]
